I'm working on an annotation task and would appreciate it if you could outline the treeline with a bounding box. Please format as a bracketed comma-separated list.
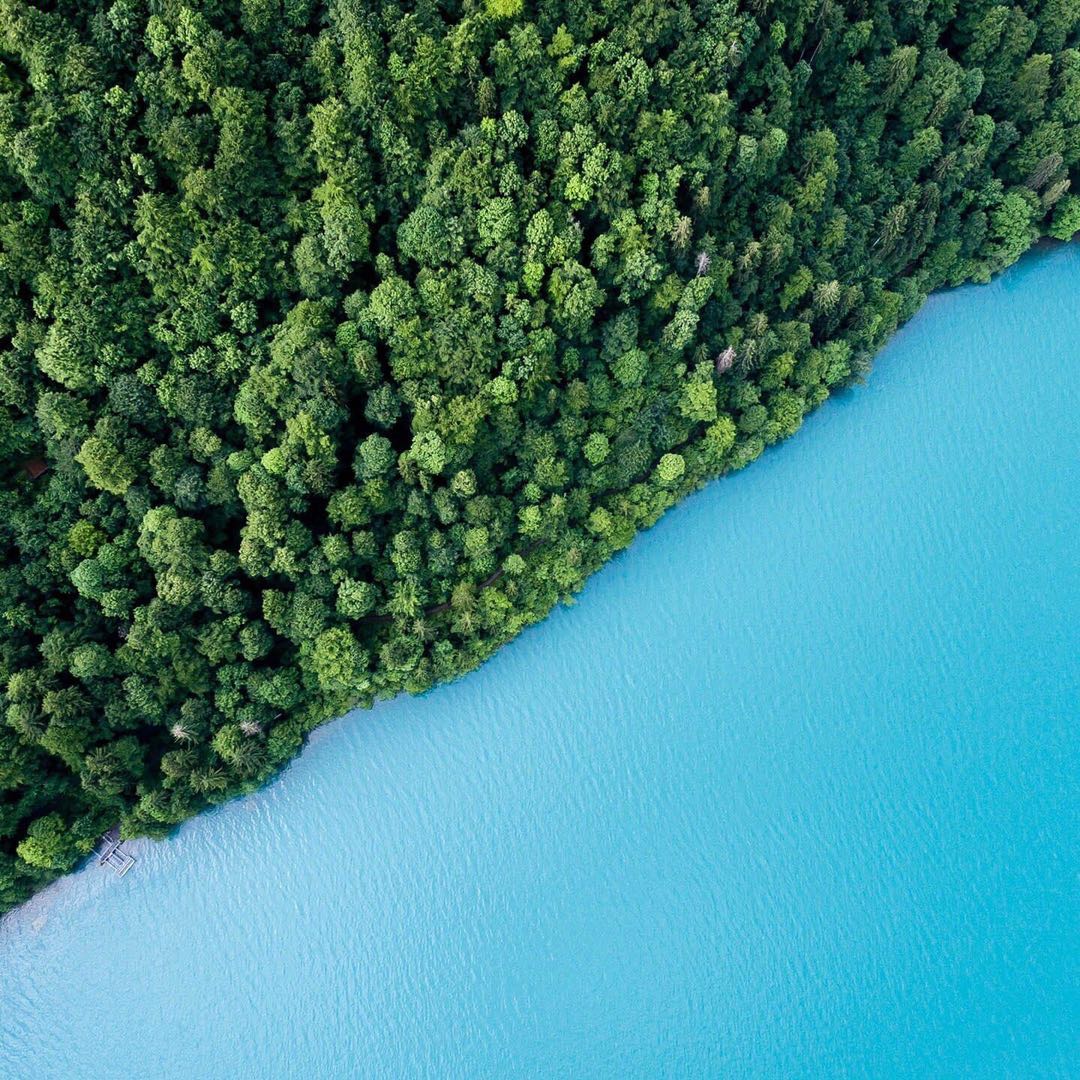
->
[1, 0, 1077, 912]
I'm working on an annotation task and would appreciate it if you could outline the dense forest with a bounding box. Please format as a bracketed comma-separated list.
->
[0, 0, 1077, 913]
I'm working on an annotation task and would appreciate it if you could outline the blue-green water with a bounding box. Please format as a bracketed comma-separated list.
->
[2, 247, 1078, 1079]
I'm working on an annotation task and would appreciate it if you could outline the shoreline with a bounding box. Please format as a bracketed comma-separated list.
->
[4, 238, 1078, 926]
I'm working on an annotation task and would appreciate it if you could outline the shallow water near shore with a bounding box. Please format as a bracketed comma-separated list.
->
[2, 246, 1078, 1079]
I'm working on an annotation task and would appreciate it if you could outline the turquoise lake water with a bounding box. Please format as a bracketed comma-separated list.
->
[1, 246, 1078, 1079]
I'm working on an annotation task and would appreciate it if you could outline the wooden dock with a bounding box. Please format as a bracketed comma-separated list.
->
[97, 827, 136, 877]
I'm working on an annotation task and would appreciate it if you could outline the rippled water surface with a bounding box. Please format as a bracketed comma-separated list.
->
[2, 247, 1078, 1079]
